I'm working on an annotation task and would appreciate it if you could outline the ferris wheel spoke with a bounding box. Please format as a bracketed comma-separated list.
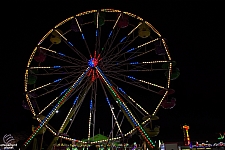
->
[105, 64, 155, 73]
[95, 11, 100, 53]
[106, 38, 160, 65]
[110, 82, 149, 117]
[29, 66, 84, 71]
[38, 96, 61, 115]
[39, 46, 85, 64]
[104, 72, 164, 94]
[27, 79, 61, 93]
[99, 79, 123, 137]
[126, 48, 155, 62]
[101, 29, 122, 59]
[101, 27, 119, 58]
[94, 26, 102, 55]
[103, 23, 142, 59]
[102, 22, 142, 60]
[104, 35, 136, 63]
[36, 83, 70, 99]
[119, 22, 142, 44]
[105, 69, 166, 73]
[100, 13, 122, 57]
[103, 13, 122, 57]
[123, 47, 156, 64]
[30, 71, 82, 76]
[125, 38, 159, 53]
[120, 73, 166, 90]
[102, 33, 132, 61]
[105, 48, 156, 69]
[27, 70, 81, 93]
[112, 38, 159, 65]
[54, 29, 88, 61]
[104, 61, 170, 74]
[73, 17, 92, 56]
[120, 35, 139, 53]
[50, 74, 84, 91]
[39, 47, 85, 66]
[36, 76, 82, 99]
[29, 66, 86, 76]
[47, 53, 85, 67]
[29, 66, 80, 69]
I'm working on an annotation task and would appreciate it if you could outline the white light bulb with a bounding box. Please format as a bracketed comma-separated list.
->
[56, 110, 59, 113]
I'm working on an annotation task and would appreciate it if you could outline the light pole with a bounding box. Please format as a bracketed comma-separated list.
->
[111, 105, 114, 147]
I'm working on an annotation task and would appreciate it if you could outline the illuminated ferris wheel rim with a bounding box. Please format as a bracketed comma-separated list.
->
[24, 8, 173, 146]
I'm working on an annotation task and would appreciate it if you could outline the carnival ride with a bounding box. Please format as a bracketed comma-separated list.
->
[22, 9, 180, 150]
[182, 125, 190, 146]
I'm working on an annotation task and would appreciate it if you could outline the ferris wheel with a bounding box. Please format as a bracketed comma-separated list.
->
[23, 9, 179, 149]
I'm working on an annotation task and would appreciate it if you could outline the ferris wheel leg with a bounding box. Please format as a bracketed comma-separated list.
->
[47, 136, 59, 150]
[47, 83, 93, 150]
[96, 67, 155, 149]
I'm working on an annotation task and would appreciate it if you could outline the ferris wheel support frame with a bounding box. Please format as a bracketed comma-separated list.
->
[47, 82, 93, 150]
[96, 67, 155, 149]
[22, 68, 90, 150]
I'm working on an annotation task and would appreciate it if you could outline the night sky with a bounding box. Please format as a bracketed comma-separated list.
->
[1, 0, 224, 144]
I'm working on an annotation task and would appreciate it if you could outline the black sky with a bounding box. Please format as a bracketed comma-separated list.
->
[1, 0, 224, 143]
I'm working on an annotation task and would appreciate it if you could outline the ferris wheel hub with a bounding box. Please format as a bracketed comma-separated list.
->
[88, 58, 98, 67]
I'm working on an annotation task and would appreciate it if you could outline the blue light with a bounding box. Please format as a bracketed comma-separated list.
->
[58, 53, 65, 56]
[54, 66, 61, 68]
[73, 96, 79, 105]
[60, 89, 67, 95]
[68, 42, 74, 47]
[96, 67, 112, 86]
[96, 30, 98, 37]
[108, 31, 113, 38]
[88, 58, 94, 67]
[72, 68, 90, 88]
[130, 62, 139, 65]
[102, 74, 112, 86]
[81, 34, 85, 40]
[120, 37, 126, 43]
[90, 100, 93, 109]
[54, 78, 62, 83]
[120, 103, 137, 125]
[106, 97, 111, 106]
[127, 48, 135, 52]
[118, 88, 126, 94]
[127, 76, 136, 80]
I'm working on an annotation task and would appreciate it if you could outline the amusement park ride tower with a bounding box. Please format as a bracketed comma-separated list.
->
[182, 125, 190, 146]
